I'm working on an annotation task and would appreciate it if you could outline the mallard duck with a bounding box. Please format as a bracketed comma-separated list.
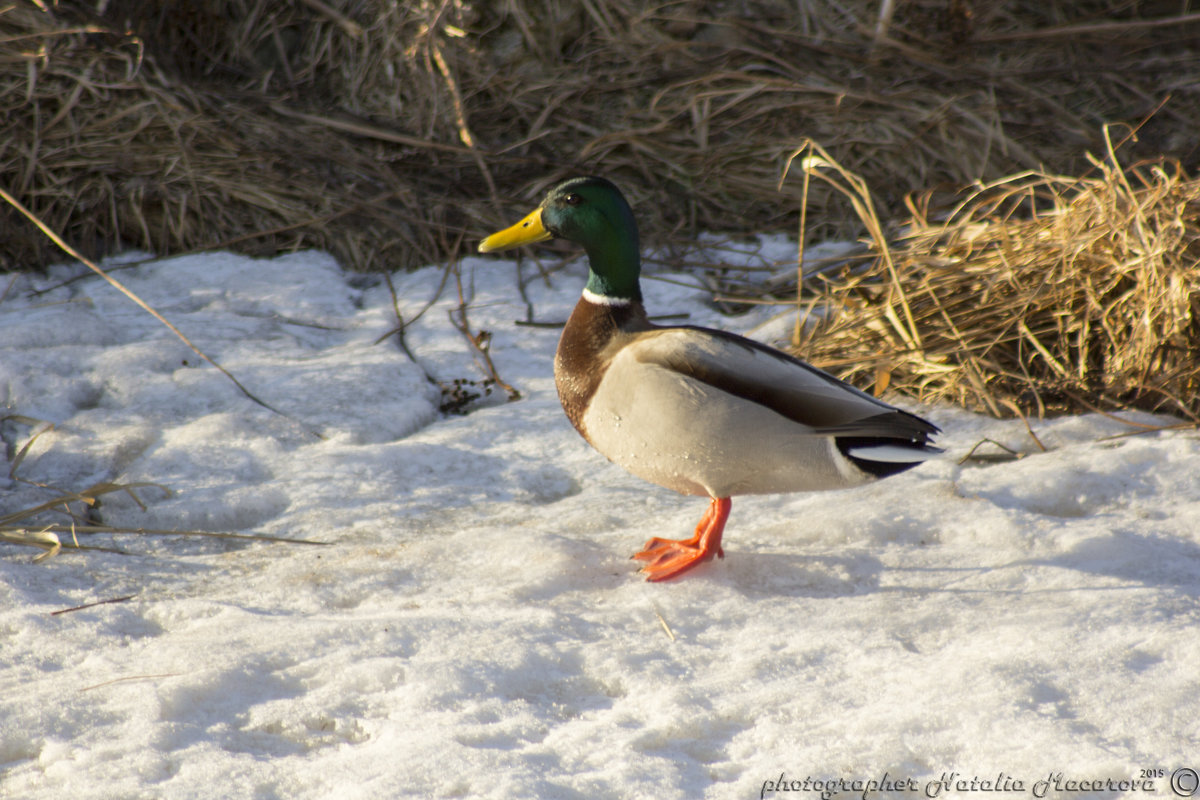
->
[479, 176, 940, 581]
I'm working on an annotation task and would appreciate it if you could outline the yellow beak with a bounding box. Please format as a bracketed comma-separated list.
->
[478, 207, 553, 253]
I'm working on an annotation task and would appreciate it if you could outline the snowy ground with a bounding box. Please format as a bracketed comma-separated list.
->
[1, 242, 1198, 800]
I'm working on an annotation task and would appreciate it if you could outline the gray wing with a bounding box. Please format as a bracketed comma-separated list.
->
[633, 325, 939, 444]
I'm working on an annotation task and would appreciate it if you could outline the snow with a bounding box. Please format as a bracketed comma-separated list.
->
[1, 241, 1198, 800]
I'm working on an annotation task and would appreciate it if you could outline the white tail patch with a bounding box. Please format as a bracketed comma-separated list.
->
[845, 444, 942, 463]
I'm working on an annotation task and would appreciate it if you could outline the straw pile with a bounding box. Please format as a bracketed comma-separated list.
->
[791, 142, 1200, 420]
[3, 0, 1199, 272]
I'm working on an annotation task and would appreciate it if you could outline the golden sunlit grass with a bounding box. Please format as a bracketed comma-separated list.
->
[786, 137, 1200, 420]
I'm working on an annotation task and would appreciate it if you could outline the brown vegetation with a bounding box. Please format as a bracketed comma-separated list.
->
[3, 1, 1197, 271]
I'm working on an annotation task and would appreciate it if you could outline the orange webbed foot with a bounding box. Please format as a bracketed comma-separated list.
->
[632, 497, 731, 582]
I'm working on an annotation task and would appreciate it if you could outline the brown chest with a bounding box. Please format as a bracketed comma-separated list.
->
[553, 297, 651, 439]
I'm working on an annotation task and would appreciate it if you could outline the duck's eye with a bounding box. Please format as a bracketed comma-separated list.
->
[563, 193, 583, 206]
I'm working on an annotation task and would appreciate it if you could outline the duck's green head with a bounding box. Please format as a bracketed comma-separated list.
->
[479, 176, 642, 302]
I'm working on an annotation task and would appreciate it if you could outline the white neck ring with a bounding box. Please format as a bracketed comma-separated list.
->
[581, 288, 632, 307]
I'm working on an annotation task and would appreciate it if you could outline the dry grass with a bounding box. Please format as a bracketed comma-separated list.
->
[787, 137, 1200, 420]
[3, 0, 1200, 435]
[3, 0, 1199, 272]
[1, 418, 328, 560]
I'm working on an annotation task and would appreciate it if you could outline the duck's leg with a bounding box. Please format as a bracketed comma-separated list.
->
[633, 499, 719, 558]
[632, 497, 731, 582]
